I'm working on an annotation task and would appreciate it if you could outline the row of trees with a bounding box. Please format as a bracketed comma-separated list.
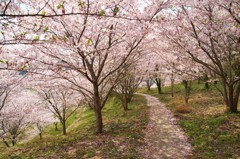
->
[1, 0, 171, 136]
[0, 0, 239, 147]
[0, 62, 144, 147]
[144, 0, 240, 112]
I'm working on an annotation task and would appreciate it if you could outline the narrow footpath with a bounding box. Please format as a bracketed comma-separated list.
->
[139, 94, 192, 159]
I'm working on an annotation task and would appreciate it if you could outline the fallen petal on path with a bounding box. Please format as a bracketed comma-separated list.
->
[138, 93, 192, 159]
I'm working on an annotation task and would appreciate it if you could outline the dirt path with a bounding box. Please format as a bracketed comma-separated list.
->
[139, 93, 192, 159]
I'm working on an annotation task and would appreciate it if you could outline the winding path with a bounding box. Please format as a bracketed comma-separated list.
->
[140, 94, 192, 159]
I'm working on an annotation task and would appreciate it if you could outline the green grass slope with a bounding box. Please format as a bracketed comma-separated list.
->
[0, 94, 149, 159]
[141, 82, 240, 159]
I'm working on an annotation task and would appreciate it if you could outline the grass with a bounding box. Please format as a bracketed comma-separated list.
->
[0, 94, 149, 159]
[140, 81, 240, 159]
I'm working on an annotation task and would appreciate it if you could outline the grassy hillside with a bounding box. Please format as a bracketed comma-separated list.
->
[0, 94, 149, 159]
[141, 82, 240, 159]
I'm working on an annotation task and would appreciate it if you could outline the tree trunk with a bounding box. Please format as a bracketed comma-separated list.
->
[95, 108, 103, 134]
[62, 120, 67, 135]
[183, 80, 191, 104]
[185, 97, 189, 104]
[157, 84, 162, 94]
[127, 95, 132, 103]
[123, 103, 128, 111]
[228, 84, 234, 111]
[198, 77, 201, 84]
[222, 79, 239, 113]
[155, 78, 162, 94]
[171, 78, 174, 97]
[93, 84, 103, 134]
[123, 92, 129, 111]
[229, 102, 238, 112]
[232, 82, 240, 112]
[39, 133, 42, 140]
[123, 98, 129, 111]
[12, 136, 15, 146]
[2, 138, 9, 147]
[222, 78, 229, 111]
[205, 82, 209, 90]
[227, 83, 239, 112]
[147, 81, 151, 91]
[54, 122, 58, 131]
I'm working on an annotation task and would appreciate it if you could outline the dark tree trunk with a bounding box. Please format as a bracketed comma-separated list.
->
[123, 97, 129, 111]
[12, 136, 16, 146]
[203, 74, 209, 90]
[39, 133, 42, 140]
[205, 82, 209, 90]
[185, 97, 189, 104]
[171, 78, 174, 97]
[54, 122, 58, 131]
[226, 83, 239, 112]
[198, 77, 201, 84]
[127, 96, 132, 103]
[222, 79, 229, 110]
[93, 84, 103, 134]
[229, 101, 238, 112]
[147, 81, 151, 91]
[155, 78, 162, 94]
[221, 79, 239, 113]
[123, 92, 130, 111]
[62, 120, 67, 135]
[183, 80, 191, 104]
[123, 103, 128, 111]
[95, 108, 103, 134]
[157, 85, 162, 94]
[2, 138, 9, 147]
[232, 82, 240, 112]
[228, 84, 234, 111]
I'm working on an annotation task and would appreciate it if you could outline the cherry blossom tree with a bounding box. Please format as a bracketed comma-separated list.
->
[113, 61, 143, 111]
[139, 56, 156, 91]
[12, 0, 151, 134]
[162, 54, 198, 103]
[0, 57, 28, 111]
[0, 0, 173, 135]
[150, 0, 240, 112]
[0, 103, 31, 147]
[38, 84, 82, 135]
[0, 0, 169, 46]
[31, 109, 56, 140]
[0, 88, 37, 147]
[0, 82, 12, 112]
[186, 1, 239, 112]
[153, 63, 167, 94]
